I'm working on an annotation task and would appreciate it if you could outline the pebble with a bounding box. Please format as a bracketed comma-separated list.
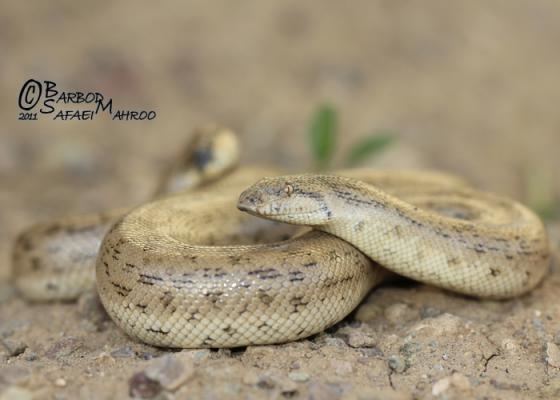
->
[400, 342, 421, 357]
[256, 375, 276, 390]
[323, 337, 347, 348]
[346, 331, 377, 348]
[411, 313, 462, 336]
[24, 351, 38, 362]
[501, 338, 519, 354]
[546, 342, 560, 368]
[1, 338, 27, 357]
[419, 306, 442, 319]
[288, 371, 310, 382]
[54, 378, 67, 387]
[45, 337, 82, 359]
[144, 354, 195, 390]
[388, 355, 407, 373]
[355, 303, 382, 322]
[360, 346, 384, 358]
[432, 373, 471, 396]
[431, 377, 450, 396]
[129, 372, 162, 399]
[278, 378, 298, 396]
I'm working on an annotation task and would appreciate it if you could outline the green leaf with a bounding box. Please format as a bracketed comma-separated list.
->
[310, 104, 337, 170]
[345, 132, 396, 166]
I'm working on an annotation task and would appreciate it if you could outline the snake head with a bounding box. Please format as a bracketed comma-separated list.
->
[237, 175, 334, 226]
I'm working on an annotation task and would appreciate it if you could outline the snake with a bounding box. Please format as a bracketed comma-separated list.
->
[12, 127, 551, 348]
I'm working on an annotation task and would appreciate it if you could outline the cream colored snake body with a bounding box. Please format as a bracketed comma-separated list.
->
[13, 128, 550, 348]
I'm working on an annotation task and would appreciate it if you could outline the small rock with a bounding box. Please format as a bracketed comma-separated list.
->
[110, 346, 135, 358]
[400, 342, 421, 357]
[501, 338, 519, 354]
[388, 355, 407, 373]
[129, 372, 162, 399]
[360, 346, 384, 358]
[54, 378, 67, 387]
[432, 373, 471, 396]
[1, 338, 27, 357]
[546, 342, 560, 368]
[411, 313, 462, 336]
[256, 375, 276, 390]
[278, 378, 298, 396]
[288, 371, 310, 382]
[355, 303, 382, 322]
[420, 306, 442, 319]
[144, 354, 195, 391]
[532, 317, 545, 335]
[323, 337, 347, 348]
[0, 386, 33, 400]
[384, 303, 418, 324]
[432, 377, 450, 396]
[24, 351, 38, 361]
[346, 331, 377, 348]
[45, 337, 82, 359]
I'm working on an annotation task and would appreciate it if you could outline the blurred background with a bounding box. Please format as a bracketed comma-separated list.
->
[2, 0, 560, 282]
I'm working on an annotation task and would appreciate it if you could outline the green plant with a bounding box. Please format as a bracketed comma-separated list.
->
[309, 104, 396, 170]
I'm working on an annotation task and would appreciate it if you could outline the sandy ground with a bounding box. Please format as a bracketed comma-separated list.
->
[2, 1, 560, 399]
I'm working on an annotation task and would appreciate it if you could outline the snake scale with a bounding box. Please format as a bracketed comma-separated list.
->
[13, 127, 550, 348]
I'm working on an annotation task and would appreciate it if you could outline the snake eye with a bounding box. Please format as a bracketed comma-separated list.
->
[284, 183, 294, 196]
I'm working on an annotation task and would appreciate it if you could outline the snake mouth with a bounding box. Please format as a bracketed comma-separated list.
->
[237, 202, 258, 215]
[237, 201, 284, 217]
[237, 202, 322, 222]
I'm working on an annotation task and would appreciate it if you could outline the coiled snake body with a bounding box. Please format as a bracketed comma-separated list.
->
[13, 128, 550, 348]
